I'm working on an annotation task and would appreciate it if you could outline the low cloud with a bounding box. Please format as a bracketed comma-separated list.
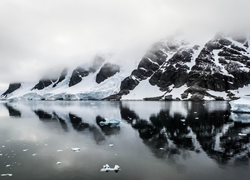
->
[0, 0, 250, 90]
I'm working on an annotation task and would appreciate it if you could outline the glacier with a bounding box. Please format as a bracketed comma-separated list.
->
[229, 96, 250, 113]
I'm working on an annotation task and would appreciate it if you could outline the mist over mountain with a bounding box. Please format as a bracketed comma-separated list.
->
[1, 32, 250, 101]
[1, 0, 250, 90]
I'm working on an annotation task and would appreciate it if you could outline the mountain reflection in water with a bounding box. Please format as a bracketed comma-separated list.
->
[3, 101, 250, 166]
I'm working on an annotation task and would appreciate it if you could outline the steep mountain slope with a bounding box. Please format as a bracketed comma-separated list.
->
[107, 34, 250, 100]
[1, 33, 250, 101]
[0, 56, 122, 101]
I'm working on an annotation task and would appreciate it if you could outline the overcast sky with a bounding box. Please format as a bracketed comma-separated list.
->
[0, 0, 250, 92]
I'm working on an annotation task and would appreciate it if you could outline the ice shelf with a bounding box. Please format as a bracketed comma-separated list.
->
[229, 96, 250, 113]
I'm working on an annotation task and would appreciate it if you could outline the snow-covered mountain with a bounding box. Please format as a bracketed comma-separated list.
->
[1, 33, 250, 101]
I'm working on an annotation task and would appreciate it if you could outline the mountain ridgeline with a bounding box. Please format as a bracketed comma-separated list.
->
[1, 34, 250, 101]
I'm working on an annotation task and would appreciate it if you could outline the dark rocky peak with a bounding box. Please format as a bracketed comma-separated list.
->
[205, 38, 231, 51]
[1, 83, 21, 97]
[53, 68, 68, 88]
[104, 39, 188, 100]
[168, 48, 194, 64]
[187, 35, 250, 92]
[69, 66, 89, 87]
[31, 78, 57, 90]
[89, 55, 105, 73]
[244, 41, 249, 48]
[230, 44, 247, 52]
[123, 41, 180, 84]
[120, 76, 139, 91]
[149, 47, 196, 91]
[96, 62, 120, 84]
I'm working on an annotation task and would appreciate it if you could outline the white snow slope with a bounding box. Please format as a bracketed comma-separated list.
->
[1, 34, 250, 101]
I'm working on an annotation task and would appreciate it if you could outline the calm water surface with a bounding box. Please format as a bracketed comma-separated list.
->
[0, 101, 250, 180]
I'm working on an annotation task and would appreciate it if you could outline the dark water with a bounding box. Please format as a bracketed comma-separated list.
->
[0, 101, 250, 180]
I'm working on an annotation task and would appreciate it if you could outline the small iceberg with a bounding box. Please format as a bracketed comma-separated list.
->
[71, 147, 80, 152]
[100, 164, 121, 173]
[1, 174, 13, 177]
[238, 133, 247, 136]
[113, 165, 121, 172]
[56, 162, 62, 165]
[100, 164, 110, 172]
[229, 96, 250, 113]
[229, 112, 250, 123]
[99, 118, 120, 128]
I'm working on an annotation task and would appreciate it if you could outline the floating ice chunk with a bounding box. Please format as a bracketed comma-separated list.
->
[230, 112, 250, 123]
[239, 133, 247, 136]
[99, 118, 120, 127]
[71, 148, 80, 152]
[1, 174, 13, 176]
[0, 154, 2, 156]
[57, 150, 63, 152]
[113, 165, 121, 171]
[6, 165, 11, 167]
[159, 148, 164, 150]
[229, 96, 250, 112]
[180, 119, 185, 122]
[100, 164, 121, 172]
[57, 162, 62, 165]
[100, 164, 111, 172]
[45, 144, 48, 146]
[23, 149, 29, 152]
[195, 117, 199, 119]
[2, 145, 5, 148]
[109, 144, 114, 147]
[32, 154, 37, 156]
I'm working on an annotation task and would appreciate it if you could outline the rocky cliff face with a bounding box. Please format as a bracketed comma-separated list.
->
[106, 34, 250, 100]
[1, 33, 250, 101]
[31, 78, 57, 90]
[53, 69, 68, 88]
[1, 83, 21, 97]
[69, 67, 89, 87]
[96, 62, 120, 84]
[187, 36, 250, 91]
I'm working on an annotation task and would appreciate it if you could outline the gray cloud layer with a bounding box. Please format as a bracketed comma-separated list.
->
[0, 0, 250, 90]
